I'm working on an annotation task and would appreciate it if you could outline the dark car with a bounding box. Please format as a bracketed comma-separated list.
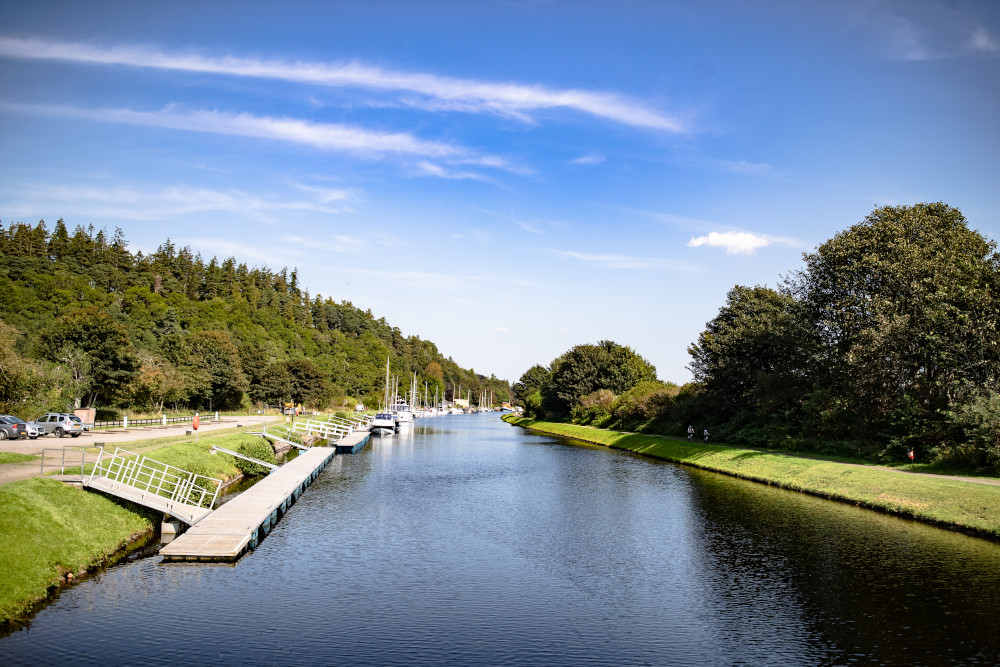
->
[0, 415, 28, 440]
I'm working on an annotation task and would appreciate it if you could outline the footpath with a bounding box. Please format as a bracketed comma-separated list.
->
[0, 415, 280, 486]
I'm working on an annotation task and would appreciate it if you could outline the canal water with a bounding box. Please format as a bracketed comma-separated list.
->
[4, 414, 1000, 664]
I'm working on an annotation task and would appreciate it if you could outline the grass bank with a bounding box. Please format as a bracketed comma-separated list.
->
[0, 431, 271, 626]
[0, 452, 36, 464]
[504, 415, 1000, 539]
[0, 477, 158, 625]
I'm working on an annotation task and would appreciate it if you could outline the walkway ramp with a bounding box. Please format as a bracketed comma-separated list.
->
[160, 447, 336, 562]
[84, 447, 221, 526]
[245, 422, 311, 451]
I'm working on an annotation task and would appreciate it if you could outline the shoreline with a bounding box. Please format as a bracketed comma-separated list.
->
[503, 415, 1000, 541]
[0, 429, 266, 627]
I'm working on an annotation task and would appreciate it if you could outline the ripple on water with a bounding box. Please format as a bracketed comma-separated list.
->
[4, 414, 1000, 665]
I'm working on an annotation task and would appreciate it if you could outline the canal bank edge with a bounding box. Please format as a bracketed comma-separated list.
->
[0, 430, 275, 628]
[0, 477, 159, 628]
[502, 415, 1000, 541]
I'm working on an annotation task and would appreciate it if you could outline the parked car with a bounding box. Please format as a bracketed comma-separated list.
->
[30, 413, 84, 438]
[0, 415, 28, 440]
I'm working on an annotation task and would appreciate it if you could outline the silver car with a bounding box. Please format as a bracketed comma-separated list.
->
[31, 413, 84, 438]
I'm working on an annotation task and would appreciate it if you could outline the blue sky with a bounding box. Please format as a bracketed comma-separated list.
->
[1, 0, 998, 384]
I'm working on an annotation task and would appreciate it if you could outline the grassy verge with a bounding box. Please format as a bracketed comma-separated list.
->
[1, 431, 274, 626]
[0, 478, 158, 625]
[504, 416, 1000, 539]
[0, 452, 36, 464]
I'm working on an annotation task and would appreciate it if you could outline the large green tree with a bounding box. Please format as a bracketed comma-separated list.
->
[542, 340, 656, 416]
[788, 202, 1000, 447]
[688, 285, 811, 420]
[182, 329, 247, 411]
[42, 306, 140, 407]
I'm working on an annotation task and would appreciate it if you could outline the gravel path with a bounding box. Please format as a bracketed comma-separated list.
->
[0, 416, 281, 486]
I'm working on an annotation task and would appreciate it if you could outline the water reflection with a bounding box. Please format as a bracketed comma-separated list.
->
[3, 413, 1000, 665]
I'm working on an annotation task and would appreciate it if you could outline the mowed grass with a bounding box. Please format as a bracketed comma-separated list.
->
[0, 431, 277, 624]
[0, 477, 157, 624]
[57, 431, 267, 483]
[505, 417, 1000, 538]
[0, 452, 37, 464]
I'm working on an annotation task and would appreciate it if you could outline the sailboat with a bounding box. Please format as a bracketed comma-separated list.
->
[372, 356, 398, 434]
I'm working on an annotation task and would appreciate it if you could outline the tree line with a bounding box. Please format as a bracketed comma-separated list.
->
[0, 219, 510, 418]
[515, 204, 1000, 473]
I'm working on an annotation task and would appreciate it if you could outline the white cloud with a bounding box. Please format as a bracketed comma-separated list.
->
[0, 36, 686, 132]
[687, 231, 771, 255]
[493, 326, 510, 333]
[571, 154, 605, 165]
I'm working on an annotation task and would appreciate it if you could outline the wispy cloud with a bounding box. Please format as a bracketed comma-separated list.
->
[971, 27, 999, 55]
[514, 220, 543, 234]
[1, 102, 509, 168]
[0, 181, 355, 224]
[283, 234, 368, 254]
[0, 36, 686, 132]
[855, 5, 1000, 62]
[288, 181, 358, 204]
[553, 249, 700, 271]
[571, 154, 605, 165]
[715, 159, 776, 175]
[416, 161, 493, 182]
[324, 266, 545, 291]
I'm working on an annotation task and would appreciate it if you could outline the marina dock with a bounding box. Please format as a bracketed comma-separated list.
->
[160, 446, 337, 562]
[336, 430, 371, 454]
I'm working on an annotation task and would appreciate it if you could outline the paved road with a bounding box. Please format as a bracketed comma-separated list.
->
[0, 415, 280, 486]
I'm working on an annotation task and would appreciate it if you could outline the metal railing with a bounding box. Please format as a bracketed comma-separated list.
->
[89, 447, 222, 510]
[40, 444, 104, 478]
[293, 420, 350, 439]
[92, 415, 201, 429]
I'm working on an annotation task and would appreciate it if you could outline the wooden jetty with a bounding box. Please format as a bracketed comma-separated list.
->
[336, 430, 371, 454]
[160, 447, 336, 562]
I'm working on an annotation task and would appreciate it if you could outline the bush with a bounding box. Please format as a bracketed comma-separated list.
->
[95, 407, 121, 421]
[612, 381, 679, 430]
[233, 437, 276, 477]
[572, 389, 616, 425]
[938, 391, 1000, 472]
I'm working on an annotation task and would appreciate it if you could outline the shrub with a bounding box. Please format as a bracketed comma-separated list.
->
[938, 391, 1000, 472]
[612, 380, 679, 430]
[95, 407, 121, 421]
[572, 389, 617, 425]
[233, 437, 277, 477]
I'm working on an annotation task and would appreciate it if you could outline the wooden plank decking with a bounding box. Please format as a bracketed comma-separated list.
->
[160, 447, 336, 562]
[335, 430, 371, 454]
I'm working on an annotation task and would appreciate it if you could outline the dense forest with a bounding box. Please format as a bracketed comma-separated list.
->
[515, 203, 1000, 473]
[0, 219, 510, 418]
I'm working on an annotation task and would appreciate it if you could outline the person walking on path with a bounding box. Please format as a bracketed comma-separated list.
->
[703, 429, 710, 442]
[687, 425, 694, 441]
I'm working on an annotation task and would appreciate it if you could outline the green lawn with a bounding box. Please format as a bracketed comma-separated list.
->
[0, 452, 37, 464]
[505, 416, 1000, 538]
[0, 478, 157, 624]
[0, 430, 280, 625]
